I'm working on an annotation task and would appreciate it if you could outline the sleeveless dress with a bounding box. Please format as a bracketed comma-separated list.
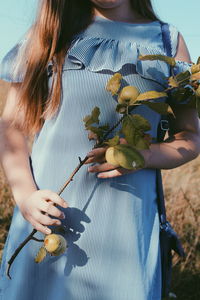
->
[0, 16, 190, 300]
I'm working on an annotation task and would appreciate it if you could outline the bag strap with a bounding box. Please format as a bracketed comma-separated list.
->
[160, 22, 173, 57]
[156, 22, 173, 225]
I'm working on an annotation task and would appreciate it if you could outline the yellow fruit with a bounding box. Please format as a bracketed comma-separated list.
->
[51, 236, 67, 256]
[35, 247, 47, 263]
[44, 234, 67, 255]
[105, 147, 120, 167]
[118, 86, 140, 105]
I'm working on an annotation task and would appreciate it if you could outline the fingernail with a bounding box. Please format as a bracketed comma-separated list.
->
[46, 228, 51, 234]
[63, 202, 68, 208]
[56, 220, 61, 225]
[60, 213, 65, 219]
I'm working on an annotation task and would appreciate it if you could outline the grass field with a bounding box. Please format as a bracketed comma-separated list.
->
[0, 80, 199, 299]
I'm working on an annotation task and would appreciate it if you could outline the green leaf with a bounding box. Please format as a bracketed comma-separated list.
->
[139, 54, 176, 67]
[191, 64, 200, 74]
[83, 107, 100, 128]
[136, 91, 167, 102]
[121, 115, 151, 147]
[106, 73, 122, 95]
[121, 115, 136, 146]
[131, 115, 151, 131]
[191, 72, 200, 81]
[135, 137, 150, 150]
[168, 76, 179, 88]
[175, 71, 191, 87]
[116, 103, 127, 114]
[35, 247, 47, 263]
[143, 102, 172, 115]
[113, 144, 145, 169]
[87, 124, 109, 139]
[196, 86, 200, 97]
[105, 135, 120, 147]
[171, 87, 194, 103]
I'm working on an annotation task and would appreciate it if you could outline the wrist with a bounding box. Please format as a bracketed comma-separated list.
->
[140, 148, 153, 169]
[12, 185, 38, 208]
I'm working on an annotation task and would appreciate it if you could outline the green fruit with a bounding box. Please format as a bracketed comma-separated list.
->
[118, 86, 140, 105]
[114, 144, 145, 170]
[105, 147, 120, 167]
[44, 234, 67, 255]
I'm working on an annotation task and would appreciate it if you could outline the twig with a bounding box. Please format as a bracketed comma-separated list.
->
[6, 113, 126, 279]
[6, 229, 37, 279]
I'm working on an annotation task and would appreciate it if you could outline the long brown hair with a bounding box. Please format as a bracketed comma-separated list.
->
[17, 0, 158, 134]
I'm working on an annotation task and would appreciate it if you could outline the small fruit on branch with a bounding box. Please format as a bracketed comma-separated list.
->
[44, 234, 67, 256]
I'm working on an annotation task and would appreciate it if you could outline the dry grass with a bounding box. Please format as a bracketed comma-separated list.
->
[0, 80, 199, 299]
[0, 80, 14, 261]
[162, 160, 200, 300]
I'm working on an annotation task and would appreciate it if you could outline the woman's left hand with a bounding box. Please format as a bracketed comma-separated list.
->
[85, 146, 140, 178]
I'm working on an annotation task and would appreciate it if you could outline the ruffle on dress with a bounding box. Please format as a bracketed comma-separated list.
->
[0, 17, 192, 86]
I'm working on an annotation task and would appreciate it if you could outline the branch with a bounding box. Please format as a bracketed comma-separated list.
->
[7, 229, 37, 279]
[6, 113, 127, 279]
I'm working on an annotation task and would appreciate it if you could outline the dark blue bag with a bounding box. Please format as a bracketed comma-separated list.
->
[157, 22, 186, 299]
[156, 169, 185, 298]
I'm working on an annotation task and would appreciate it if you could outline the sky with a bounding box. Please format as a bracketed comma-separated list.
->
[0, 0, 199, 63]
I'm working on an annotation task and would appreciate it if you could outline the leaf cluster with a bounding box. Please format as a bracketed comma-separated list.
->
[83, 55, 200, 171]
[140, 55, 200, 116]
[83, 107, 109, 140]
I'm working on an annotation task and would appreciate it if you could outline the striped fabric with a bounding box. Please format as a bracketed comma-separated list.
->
[0, 16, 190, 300]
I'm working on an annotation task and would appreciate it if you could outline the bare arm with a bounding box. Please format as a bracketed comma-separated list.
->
[143, 33, 200, 170]
[86, 34, 200, 177]
[0, 83, 67, 234]
[0, 84, 37, 204]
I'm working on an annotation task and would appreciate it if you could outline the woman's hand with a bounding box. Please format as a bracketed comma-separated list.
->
[85, 139, 144, 178]
[18, 190, 68, 234]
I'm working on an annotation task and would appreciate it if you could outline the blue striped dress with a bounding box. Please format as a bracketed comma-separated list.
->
[0, 16, 190, 300]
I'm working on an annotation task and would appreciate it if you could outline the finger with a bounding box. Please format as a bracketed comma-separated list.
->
[119, 138, 128, 144]
[42, 201, 65, 219]
[97, 168, 135, 178]
[87, 148, 107, 158]
[29, 217, 52, 235]
[88, 162, 117, 173]
[85, 156, 106, 164]
[35, 212, 62, 226]
[88, 131, 98, 141]
[40, 190, 68, 208]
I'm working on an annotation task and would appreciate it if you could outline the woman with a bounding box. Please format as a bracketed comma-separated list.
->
[0, 0, 199, 299]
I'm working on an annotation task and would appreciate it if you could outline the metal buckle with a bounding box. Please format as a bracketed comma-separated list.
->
[160, 120, 169, 131]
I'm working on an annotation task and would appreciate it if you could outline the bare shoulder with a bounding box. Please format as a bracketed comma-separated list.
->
[1, 83, 23, 125]
[174, 33, 192, 63]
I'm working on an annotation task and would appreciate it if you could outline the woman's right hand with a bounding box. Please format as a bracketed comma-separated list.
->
[18, 190, 68, 235]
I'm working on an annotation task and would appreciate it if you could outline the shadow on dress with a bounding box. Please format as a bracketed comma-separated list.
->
[50, 181, 100, 276]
